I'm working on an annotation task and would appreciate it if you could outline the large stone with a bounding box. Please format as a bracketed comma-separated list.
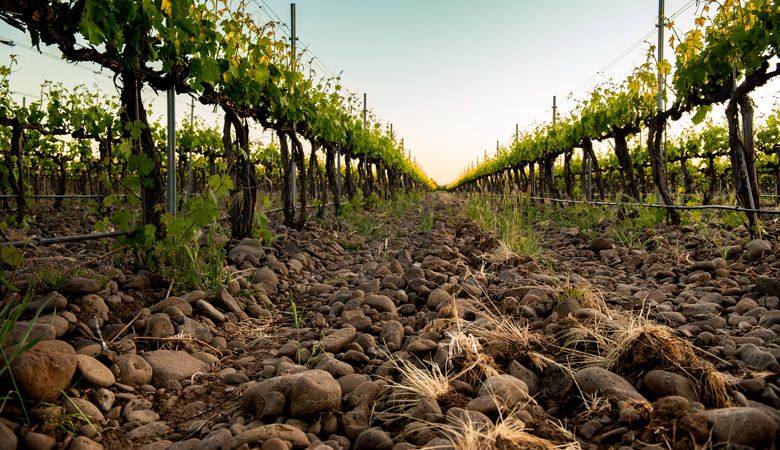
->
[117, 354, 153, 386]
[478, 374, 529, 406]
[756, 276, 780, 297]
[243, 370, 341, 418]
[142, 350, 208, 386]
[73, 294, 109, 322]
[746, 239, 772, 261]
[12, 340, 77, 402]
[0, 422, 17, 450]
[379, 320, 404, 350]
[643, 370, 697, 402]
[216, 286, 249, 321]
[426, 289, 453, 309]
[59, 277, 101, 295]
[76, 354, 115, 388]
[737, 343, 779, 370]
[224, 424, 309, 450]
[126, 422, 170, 441]
[4, 321, 56, 347]
[64, 397, 104, 423]
[704, 407, 778, 448]
[320, 326, 357, 353]
[353, 427, 393, 450]
[363, 294, 397, 315]
[144, 313, 175, 338]
[253, 267, 279, 296]
[149, 297, 192, 316]
[574, 366, 647, 403]
[68, 436, 104, 450]
[228, 238, 265, 264]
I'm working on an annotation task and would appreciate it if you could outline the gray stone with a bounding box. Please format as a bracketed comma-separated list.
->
[746, 239, 772, 260]
[320, 326, 357, 353]
[126, 421, 170, 440]
[354, 427, 393, 450]
[224, 424, 309, 450]
[643, 370, 698, 402]
[574, 366, 647, 403]
[142, 350, 208, 386]
[704, 407, 778, 448]
[118, 354, 153, 386]
[379, 320, 404, 350]
[243, 370, 341, 418]
[59, 277, 101, 295]
[363, 294, 397, 315]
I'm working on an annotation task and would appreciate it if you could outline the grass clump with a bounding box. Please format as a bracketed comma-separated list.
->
[464, 193, 543, 259]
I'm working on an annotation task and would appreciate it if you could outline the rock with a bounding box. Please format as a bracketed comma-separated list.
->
[344, 381, 383, 410]
[756, 276, 780, 297]
[68, 436, 104, 450]
[195, 300, 226, 323]
[117, 354, 154, 386]
[179, 317, 213, 343]
[574, 366, 647, 403]
[746, 239, 772, 261]
[426, 289, 453, 309]
[354, 427, 393, 450]
[59, 277, 101, 295]
[192, 428, 232, 450]
[24, 431, 57, 450]
[228, 237, 265, 263]
[142, 350, 208, 386]
[12, 340, 77, 402]
[507, 361, 539, 395]
[405, 338, 438, 353]
[253, 267, 279, 296]
[76, 355, 115, 388]
[64, 397, 104, 423]
[4, 321, 56, 347]
[643, 370, 698, 402]
[28, 291, 68, 313]
[590, 237, 613, 252]
[72, 294, 109, 322]
[93, 388, 115, 412]
[704, 407, 778, 448]
[126, 422, 170, 440]
[737, 343, 779, 370]
[320, 326, 357, 353]
[478, 374, 529, 406]
[379, 320, 404, 350]
[224, 424, 309, 449]
[150, 297, 192, 316]
[144, 313, 175, 338]
[314, 355, 354, 378]
[216, 286, 249, 321]
[0, 422, 17, 450]
[363, 294, 397, 315]
[243, 370, 341, 418]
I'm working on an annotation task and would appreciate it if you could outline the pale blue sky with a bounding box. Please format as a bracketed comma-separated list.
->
[1, 1, 778, 184]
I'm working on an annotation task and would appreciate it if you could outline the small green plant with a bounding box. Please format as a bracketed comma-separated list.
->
[418, 210, 434, 233]
[120, 174, 232, 294]
[464, 193, 543, 259]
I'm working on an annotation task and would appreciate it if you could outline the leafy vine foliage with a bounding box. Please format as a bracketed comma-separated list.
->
[0, 0, 435, 240]
[450, 0, 780, 238]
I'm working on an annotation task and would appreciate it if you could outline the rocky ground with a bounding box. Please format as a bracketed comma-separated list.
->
[2, 193, 780, 450]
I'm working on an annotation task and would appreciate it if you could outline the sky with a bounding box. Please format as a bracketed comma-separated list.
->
[1, 1, 778, 185]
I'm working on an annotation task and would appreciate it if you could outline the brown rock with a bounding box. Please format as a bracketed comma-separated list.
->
[12, 340, 77, 402]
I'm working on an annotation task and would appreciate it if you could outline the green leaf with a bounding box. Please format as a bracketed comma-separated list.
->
[691, 105, 712, 125]
[208, 174, 233, 196]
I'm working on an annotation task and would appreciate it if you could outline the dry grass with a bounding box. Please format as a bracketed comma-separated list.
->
[374, 352, 453, 422]
[425, 410, 580, 450]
